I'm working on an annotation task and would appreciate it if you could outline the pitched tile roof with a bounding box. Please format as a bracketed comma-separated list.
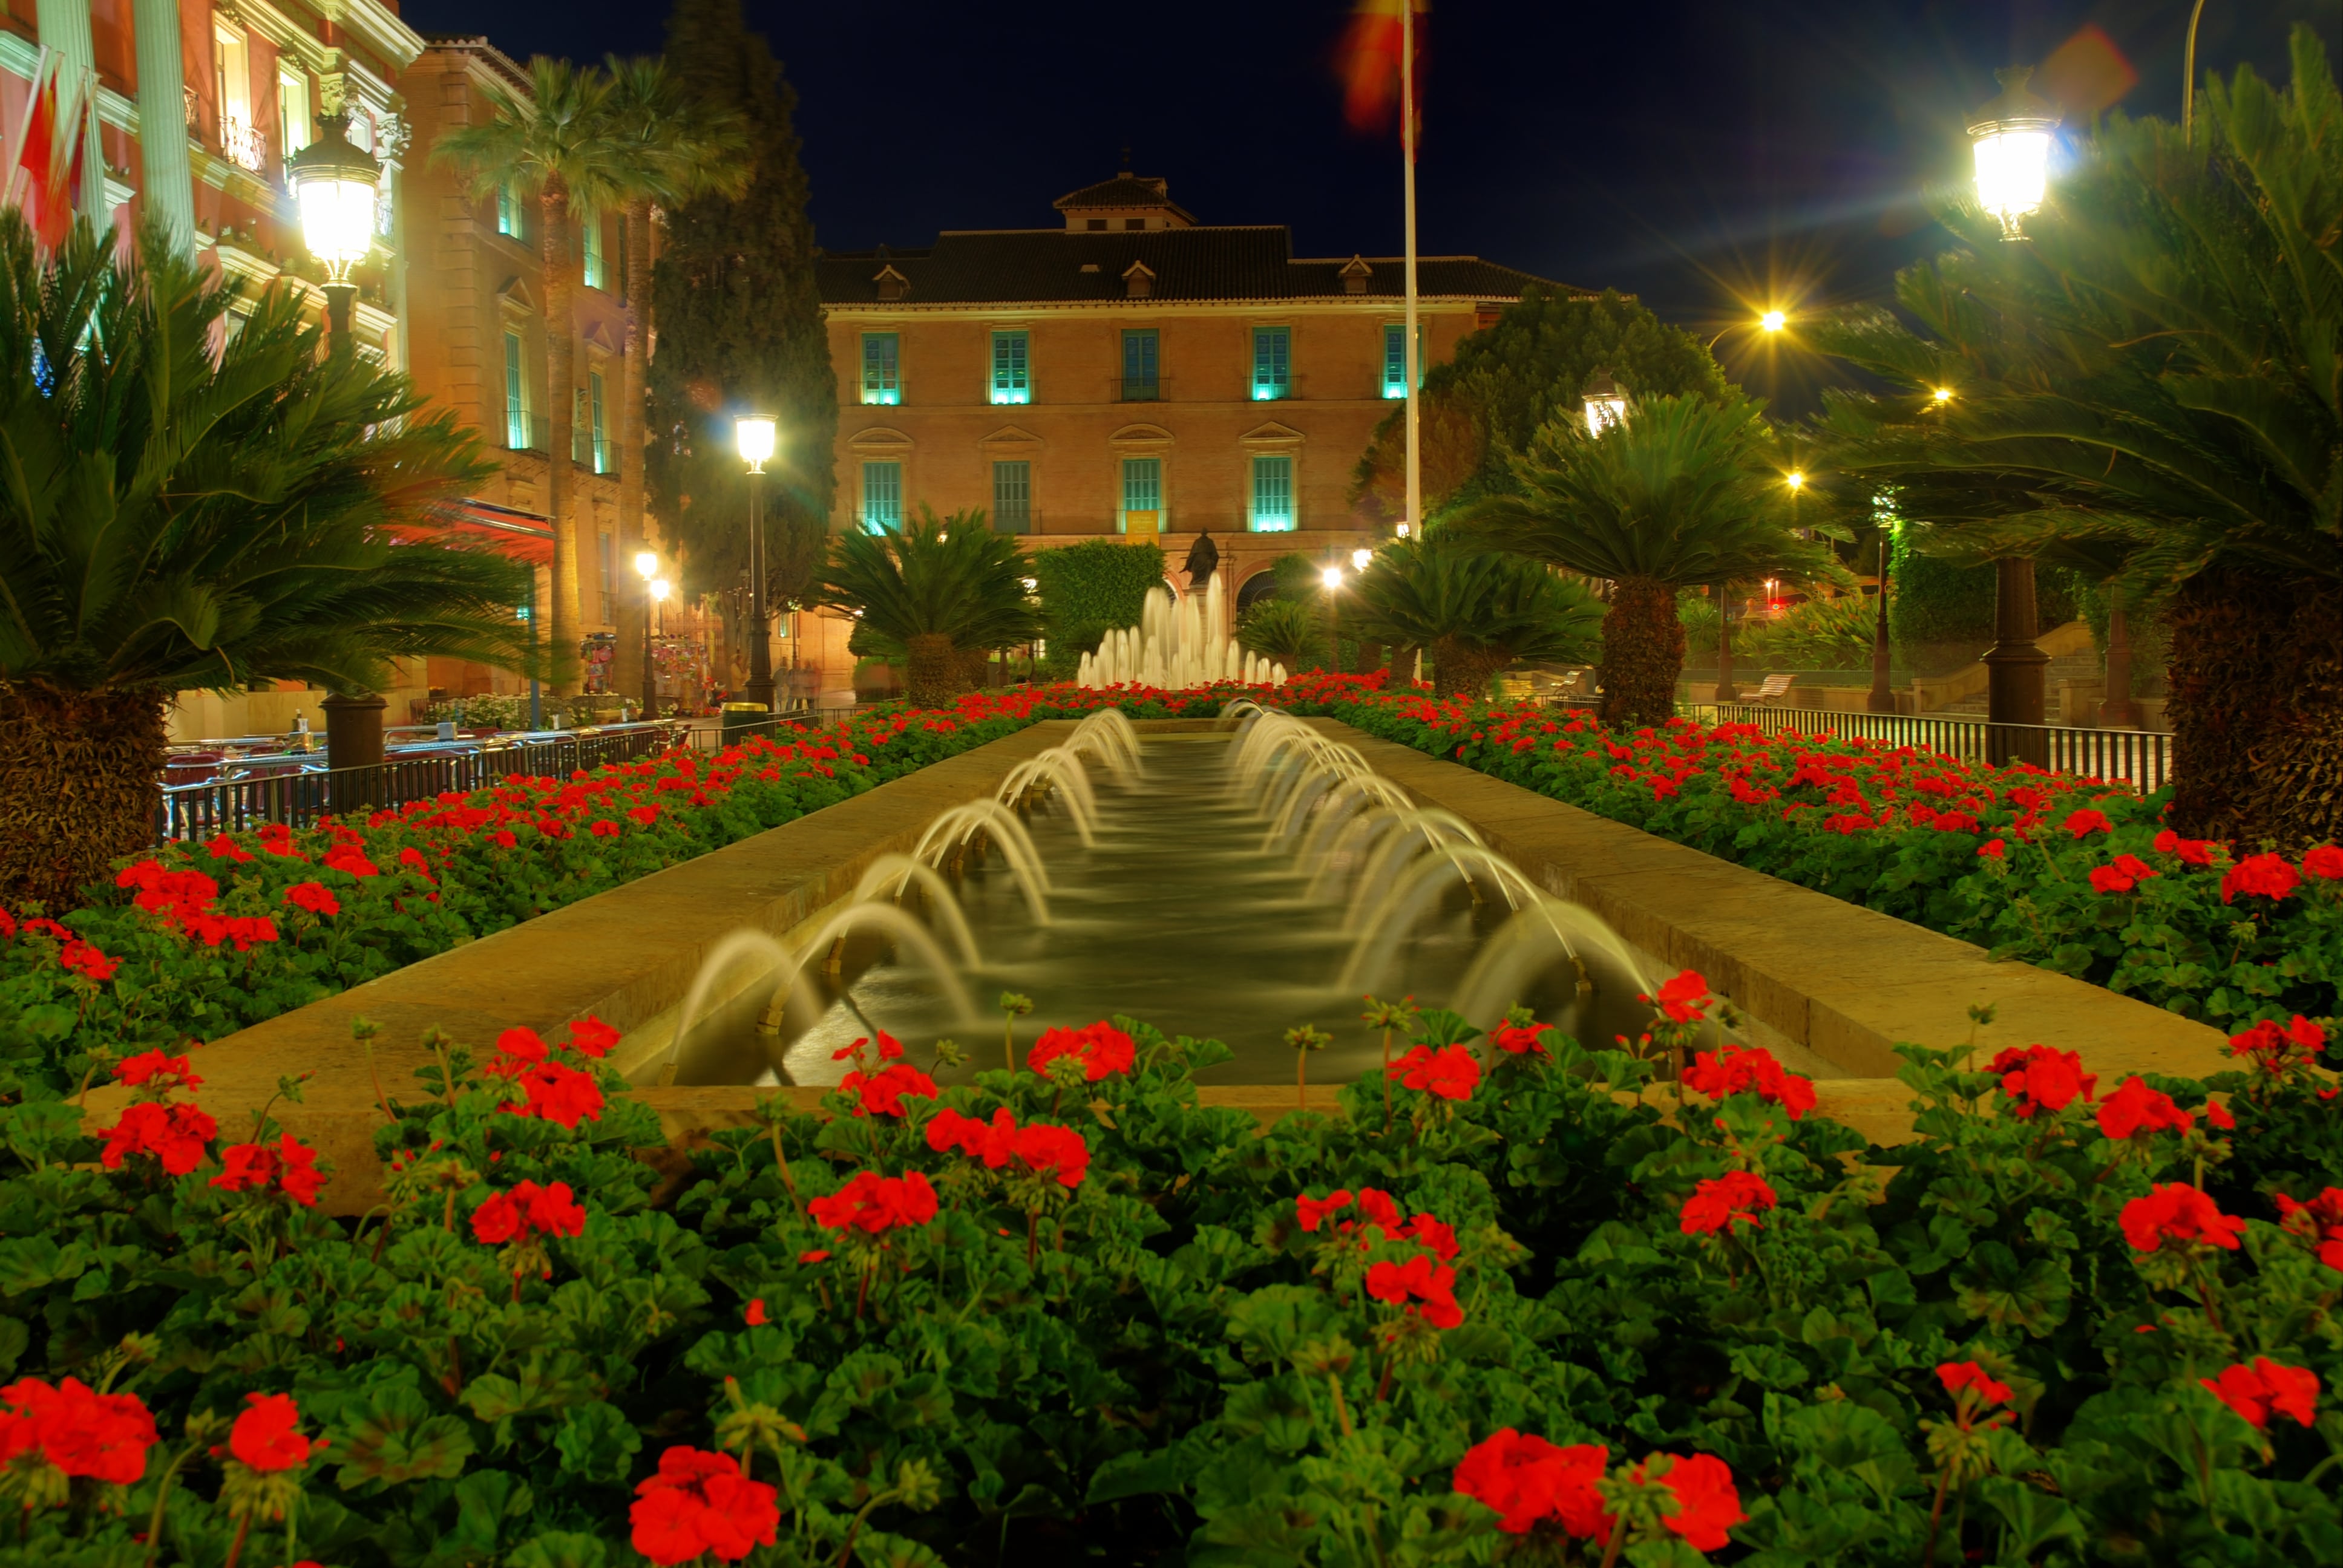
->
[1053, 175, 1192, 220]
[818, 228, 1571, 307]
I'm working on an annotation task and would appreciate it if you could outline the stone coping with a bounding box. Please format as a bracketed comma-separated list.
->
[106, 712, 2227, 1212]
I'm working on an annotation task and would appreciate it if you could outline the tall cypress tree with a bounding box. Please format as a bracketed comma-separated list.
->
[647, 0, 835, 639]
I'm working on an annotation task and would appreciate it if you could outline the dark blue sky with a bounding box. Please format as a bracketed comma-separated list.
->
[405, 1, 2343, 407]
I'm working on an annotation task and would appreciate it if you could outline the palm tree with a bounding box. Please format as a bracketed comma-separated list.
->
[1451, 393, 1830, 724]
[1351, 538, 1602, 697]
[1237, 599, 1323, 672]
[816, 509, 1041, 708]
[433, 58, 629, 696]
[0, 219, 534, 907]
[599, 56, 750, 706]
[1812, 30, 2343, 845]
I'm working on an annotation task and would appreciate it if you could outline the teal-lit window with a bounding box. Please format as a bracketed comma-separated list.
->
[992, 460, 1031, 533]
[1121, 330, 1159, 400]
[989, 330, 1029, 404]
[587, 371, 609, 471]
[1251, 326, 1291, 401]
[496, 182, 522, 240]
[1119, 457, 1162, 533]
[502, 330, 529, 449]
[1382, 323, 1422, 399]
[860, 333, 900, 405]
[581, 211, 606, 290]
[1250, 456, 1294, 532]
[862, 462, 903, 532]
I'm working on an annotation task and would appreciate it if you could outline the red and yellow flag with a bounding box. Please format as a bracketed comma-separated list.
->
[1336, 0, 1427, 136]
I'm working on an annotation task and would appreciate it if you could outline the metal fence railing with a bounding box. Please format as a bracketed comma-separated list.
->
[1680, 702, 2177, 794]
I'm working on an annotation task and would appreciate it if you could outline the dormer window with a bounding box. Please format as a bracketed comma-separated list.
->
[1340, 255, 1374, 296]
[1125, 218, 1145, 230]
[1122, 260, 1155, 300]
[874, 263, 909, 301]
[1087, 218, 1107, 231]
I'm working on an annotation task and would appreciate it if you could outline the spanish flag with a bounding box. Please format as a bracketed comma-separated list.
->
[1337, 0, 1427, 137]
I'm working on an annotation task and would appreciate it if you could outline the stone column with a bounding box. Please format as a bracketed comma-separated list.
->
[1984, 557, 2050, 765]
[34, 0, 106, 218]
[131, 0, 196, 254]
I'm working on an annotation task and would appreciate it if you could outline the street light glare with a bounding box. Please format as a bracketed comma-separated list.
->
[1933, 387, 1955, 403]
[1321, 566, 1345, 589]
[634, 550, 658, 578]
[649, 579, 671, 602]
[1786, 470, 1806, 490]
[1351, 547, 1372, 571]
[1760, 309, 1787, 333]
[735, 414, 778, 469]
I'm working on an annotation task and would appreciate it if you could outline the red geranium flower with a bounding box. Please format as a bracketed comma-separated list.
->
[2096, 1076, 2194, 1140]
[1452, 1431, 1611, 1538]
[1987, 1044, 2097, 1119]
[838, 1062, 939, 1118]
[1011, 1123, 1090, 1188]
[1295, 1189, 1355, 1232]
[566, 1016, 620, 1057]
[2120, 1183, 2246, 1253]
[2228, 1014, 2326, 1075]
[2063, 808, 2113, 838]
[1620, 1452, 1745, 1553]
[211, 1135, 327, 1207]
[1363, 1252, 1464, 1328]
[0, 1376, 158, 1486]
[1488, 1021, 1553, 1056]
[2200, 1359, 2320, 1431]
[505, 1061, 605, 1129]
[2152, 829, 2217, 866]
[1386, 1044, 1481, 1100]
[281, 882, 339, 917]
[2274, 1187, 2343, 1272]
[116, 1050, 201, 1093]
[2304, 844, 2343, 880]
[2221, 852, 2300, 904]
[1647, 969, 1712, 1023]
[1936, 1362, 2013, 1406]
[471, 1180, 588, 1246]
[2089, 854, 2160, 895]
[1978, 838, 2006, 859]
[228, 1392, 315, 1472]
[743, 1299, 767, 1326]
[629, 1446, 781, 1566]
[1679, 1171, 1777, 1236]
[1681, 1044, 1816, 1120]
[97, 1102, 217, 1177]
[59, 938, 119, 982]
[807, 1170, 940, 1235]
[1027, 1020, 1137, 1079]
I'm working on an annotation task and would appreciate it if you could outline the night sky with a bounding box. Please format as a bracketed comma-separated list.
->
[403, 1, 2343, 411]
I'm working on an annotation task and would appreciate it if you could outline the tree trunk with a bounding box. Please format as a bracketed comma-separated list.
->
[1430, 636, 1508, 699]
[1984, 557, 2047, 765]
[612, 199, 652, 709]
[1598, 577, 1684, 726]
[1712, 581, 1739, 702]
[906, 633, 960, 710]
[0, 684, 166, 910]
[2165, 568, 2343, 848]
[955, 646, 989, 690]
[2099, 584, 2137, 728]
[540, 185, 582, 696]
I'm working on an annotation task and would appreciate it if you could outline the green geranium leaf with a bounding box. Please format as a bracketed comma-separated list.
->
[335, 1383, 477, 1492]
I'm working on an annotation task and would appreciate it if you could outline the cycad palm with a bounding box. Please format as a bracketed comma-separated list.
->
[1452, 393, 1828, 723]
[433, 57, 630, 694]
[599, 56, 749, 702]
[1813, 28, 2343, 844]
[1352, 538, 1602, 696]
[817, 510, 1042, 707]
[0, 218, 529, 906]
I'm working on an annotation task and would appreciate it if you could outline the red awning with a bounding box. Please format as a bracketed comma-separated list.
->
[386, 499, 555, 566]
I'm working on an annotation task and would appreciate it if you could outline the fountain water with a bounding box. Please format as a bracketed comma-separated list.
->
[995, 748, 1099, 847]
[1077, 576, 1288, 689]
[909, 800, 1052, 923]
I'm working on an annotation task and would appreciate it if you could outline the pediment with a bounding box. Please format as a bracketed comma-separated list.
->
[581, 321, 619, 354]
[496, 276, 539, 314]
[846, 425, 913, 454]
[1108, 422, 1174, 448]
[980, 424, 1043, 449]
[1238, 421, 1305, 448]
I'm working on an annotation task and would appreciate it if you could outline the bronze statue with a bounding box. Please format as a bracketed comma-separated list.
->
[1184, 529, 1220, 589]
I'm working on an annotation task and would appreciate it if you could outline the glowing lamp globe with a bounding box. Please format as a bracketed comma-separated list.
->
[1320, 566, 1344, 590]
[735, 414, 778, 471]
[284, 115, 382, 279]
[634, 550, 658, 578]
[1351, 548, 1372, 571]
[1968, 67, 2059, 241]
[1786, 470, 1806, 491]
[1582, 371, 1628, 434]
[1759, 310, 1786, 333]
[649, 579, 672, 603]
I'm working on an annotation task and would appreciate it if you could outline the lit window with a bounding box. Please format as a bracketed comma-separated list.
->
[1251, 327, 1290, 401]
[503, 331, 530, 449]
[1250, 456, 1294, 532]
[992, 461, 1031, 534]
[214, 26, 258, 171]
[582, 211, 606, 290]
[496, 182, 523, 240]
[989, 330, 1029, 404]
[862, 461, 903, 532]
[580, 372, 608, 471]
[1121, 330, 1159, 400]
[1381, 323, 1420, 399]
[598, 533, 614, 625]
[1120, 457, 1162, 534]
[860, 333, 900, 405]
[277, 68, 310, 159]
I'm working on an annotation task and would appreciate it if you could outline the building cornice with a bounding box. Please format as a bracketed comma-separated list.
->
[824, 297, 1493, 319]
[312, 0, 430, 73]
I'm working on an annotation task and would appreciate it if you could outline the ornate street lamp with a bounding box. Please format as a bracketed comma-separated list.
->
[284, 112, 382, 359]
[1583, 371, 1628, 434]
[633, 550, 660, 717]
[1968, 68, 2059, 241]
[735, 414, 778, 712]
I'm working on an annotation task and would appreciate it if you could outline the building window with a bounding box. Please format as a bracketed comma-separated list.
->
[582, 211, 606, 290]
[1251, 327, 1291, 401]
[862, 461, 903, 532]
[496, 181, 523, 240]
[1250, 456, 1294, 532]
[214, 26, 259, 172]
[1119, 457, 1162, 534]
[503, 331, 530, 449]
[598, 532, 614, 626]
[992, 460, 1032, 534]
[1120, 330, 1159, 400]
[577, 371, 609, 471]
[1382, 323, 1423, 400]
[860, 332, 900, 405]
[278, 68, 310, 159]
[989, 330, 1029, 405]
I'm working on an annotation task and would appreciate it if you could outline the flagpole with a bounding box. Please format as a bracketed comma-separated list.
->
[1400, 0, 1421, 540]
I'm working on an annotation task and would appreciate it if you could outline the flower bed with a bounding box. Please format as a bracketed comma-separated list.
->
[2, 980, 2337, 1563]
[1293, 687, 2343, 1033]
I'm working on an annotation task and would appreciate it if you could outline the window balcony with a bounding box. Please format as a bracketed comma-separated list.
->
[1113, 376, 1167, 402]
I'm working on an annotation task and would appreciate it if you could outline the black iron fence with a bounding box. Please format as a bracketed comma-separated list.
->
[1681, 702, 2177, 794]
[153, 713, 808, 843]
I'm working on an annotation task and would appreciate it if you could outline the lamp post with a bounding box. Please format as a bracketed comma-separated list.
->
[633, 550, 660, 717]
[284, 112, 382, 361]
[1321, 563, 1345, 673]
[1583, 371, 1628, 433]
[2183, 0, 2210, 142]
[1866, 524, 1895, 714]
[735, 414, 778, 711]
[1968, 68, 2059, 241]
